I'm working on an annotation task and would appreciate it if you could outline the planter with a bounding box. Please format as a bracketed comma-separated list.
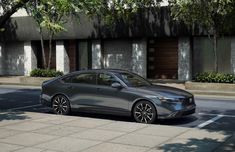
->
[185, 81, 235, 92]
[19, 77, 53, 86]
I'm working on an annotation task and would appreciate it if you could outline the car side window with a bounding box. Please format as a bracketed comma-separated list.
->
[97, 73, 117, 86]
[62, 73, 96, 85]
[61, 76, 72, 83]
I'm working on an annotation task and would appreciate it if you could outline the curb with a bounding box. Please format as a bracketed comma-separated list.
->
[0, 82, 40, 87]
[188, 90, 235, 97]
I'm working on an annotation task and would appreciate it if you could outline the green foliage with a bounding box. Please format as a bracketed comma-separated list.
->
[30, 69, 63, 77]
[169, 0, 235, 33]
[26, 0, 76, 35]
[194, 72, 235, 83]
[76, 0, 161, 24]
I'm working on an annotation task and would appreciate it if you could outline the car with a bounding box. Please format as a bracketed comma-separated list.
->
[40, 69, 196, 124]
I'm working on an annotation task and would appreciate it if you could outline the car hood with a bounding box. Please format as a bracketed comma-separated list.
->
[131, 85, 193, 98]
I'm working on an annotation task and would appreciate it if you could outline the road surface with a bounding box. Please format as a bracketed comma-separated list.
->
[0, 85, 235, 132]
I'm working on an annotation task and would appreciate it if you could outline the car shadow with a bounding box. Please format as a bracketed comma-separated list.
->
[157, 116, 198, 125]
[68, 111, 198, 126]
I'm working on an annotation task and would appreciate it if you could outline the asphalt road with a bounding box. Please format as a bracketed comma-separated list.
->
[0, 85, 235, 132]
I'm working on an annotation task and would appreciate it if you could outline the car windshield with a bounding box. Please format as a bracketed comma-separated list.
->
[115, 72, 152, 87]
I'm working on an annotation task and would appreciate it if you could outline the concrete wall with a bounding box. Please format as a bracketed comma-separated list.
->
[132, 40, 147, 77]
[92, 41, 102, 69]
[232, 38, 235, 74]
[24, 41, 37, 76]
[178, 37, 192, 80]
[104, 40, 132, 71]
[4, 42, 25, 75]
[56, 41, 70, 74]
[193, 37, 232, 76]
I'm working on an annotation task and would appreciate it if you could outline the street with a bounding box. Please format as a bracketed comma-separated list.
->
[0, 85, 235, 132]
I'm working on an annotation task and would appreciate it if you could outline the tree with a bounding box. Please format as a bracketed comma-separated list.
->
[26, 0, 46, 68]
[169, 0, 235, 72]
[27, 0, 76, 69]
[0, 0, 30, 29]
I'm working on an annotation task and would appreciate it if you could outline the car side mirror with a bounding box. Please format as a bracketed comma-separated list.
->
[111, 82, 123, 89]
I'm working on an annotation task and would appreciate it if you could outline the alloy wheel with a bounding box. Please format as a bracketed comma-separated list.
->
[133, 101, 156, 124]
[52, 95, 70, 115]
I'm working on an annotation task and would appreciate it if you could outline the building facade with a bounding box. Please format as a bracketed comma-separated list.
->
[0, 8, 235, 80]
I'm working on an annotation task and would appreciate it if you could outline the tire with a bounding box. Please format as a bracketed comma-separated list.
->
[52, 95, 71, 115]
[133, 100, 157, 124]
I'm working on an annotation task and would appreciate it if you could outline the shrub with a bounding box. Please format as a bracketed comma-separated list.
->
[30, 69, 63, 77]
[194, 72, 235, 83]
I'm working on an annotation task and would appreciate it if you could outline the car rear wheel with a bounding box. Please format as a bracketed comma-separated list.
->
[133, 101, 157, 124]
[52, 95, 70, 115]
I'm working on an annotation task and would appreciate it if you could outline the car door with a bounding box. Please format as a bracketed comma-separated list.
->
[61, 72, 98, 109]
[95, 72, 130, 115]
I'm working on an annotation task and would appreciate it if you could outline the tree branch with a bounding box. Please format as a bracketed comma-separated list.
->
[0, 0, 30, 27]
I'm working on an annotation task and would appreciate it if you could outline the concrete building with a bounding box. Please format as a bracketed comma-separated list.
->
[0, 7, 235, 81]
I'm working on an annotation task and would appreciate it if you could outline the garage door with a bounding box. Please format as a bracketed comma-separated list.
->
[147, 38, 178, 79]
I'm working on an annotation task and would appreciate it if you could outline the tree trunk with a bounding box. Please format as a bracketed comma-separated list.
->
[39, 28, 47, 69]
[213, 30, 218, 72]
[0, 0, 30, 28]
[47, 34, 53, 69]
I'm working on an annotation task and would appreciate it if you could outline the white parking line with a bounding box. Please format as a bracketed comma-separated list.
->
[198, 113, 235, 118]
[196, 115, 224, 129]
[7, 104, 42, 111]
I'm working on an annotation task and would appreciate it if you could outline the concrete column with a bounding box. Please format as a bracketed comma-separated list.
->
[178, 37, 192, 81]
[231, 38, 235, 74]
[56, 41, 70, 74]
[92, 40, 102, 69]
[132, 39, 147, 78]
[24, 41, 37, 76]
[0, 43, 4, 75]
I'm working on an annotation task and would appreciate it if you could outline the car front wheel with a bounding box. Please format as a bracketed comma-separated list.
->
[133, 101, 157, 124]
[52, 95, 70, 115]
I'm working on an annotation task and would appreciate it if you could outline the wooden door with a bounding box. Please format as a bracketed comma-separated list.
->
[148, 38, 178, 79]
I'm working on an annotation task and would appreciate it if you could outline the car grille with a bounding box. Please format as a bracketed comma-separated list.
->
[180, 97, 195, 106]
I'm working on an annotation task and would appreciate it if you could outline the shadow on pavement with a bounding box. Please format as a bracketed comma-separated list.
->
[0, 111, 30, 121]
[157, 137, 233, 152]
[0, 88, 41, 110]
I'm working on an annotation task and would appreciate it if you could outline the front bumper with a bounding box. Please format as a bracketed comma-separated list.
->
[158, 106, 196, 119]
[151, 97, 196, 119]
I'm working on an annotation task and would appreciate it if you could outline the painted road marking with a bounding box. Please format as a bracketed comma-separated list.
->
[198, 113, 235, 118]
[7, 104, 42, 111]
[196, 115, 224, 129]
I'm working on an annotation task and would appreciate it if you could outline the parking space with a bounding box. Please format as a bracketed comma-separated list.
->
[198, 113, 235, 132]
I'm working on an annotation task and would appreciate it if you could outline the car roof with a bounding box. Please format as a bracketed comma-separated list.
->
[70, 69, 131, 74]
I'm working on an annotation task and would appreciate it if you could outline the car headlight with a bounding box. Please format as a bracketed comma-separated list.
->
[158, 96, 169, 102]
[146, 95, 172, 103]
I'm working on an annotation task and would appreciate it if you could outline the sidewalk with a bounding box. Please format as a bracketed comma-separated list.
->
[0, 111, 234, 152]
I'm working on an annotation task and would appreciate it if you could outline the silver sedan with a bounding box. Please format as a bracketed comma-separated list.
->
[40, 69, 196, 124]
